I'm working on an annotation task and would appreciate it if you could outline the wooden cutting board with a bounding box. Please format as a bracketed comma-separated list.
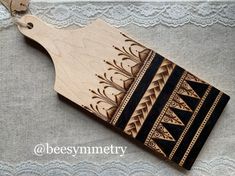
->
[17, 15, 230, 170]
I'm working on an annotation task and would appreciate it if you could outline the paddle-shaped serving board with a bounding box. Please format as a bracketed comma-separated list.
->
[18, 15, 229, 170]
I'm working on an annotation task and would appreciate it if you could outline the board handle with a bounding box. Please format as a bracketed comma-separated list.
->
[18, 15, 56, 47]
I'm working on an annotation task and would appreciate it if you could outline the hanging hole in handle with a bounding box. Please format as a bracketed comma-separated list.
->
[27, 22, 33, 29]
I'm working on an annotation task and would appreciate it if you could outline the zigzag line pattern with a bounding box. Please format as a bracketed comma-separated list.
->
[179, 91, 223, 166]
[124, 59, 175, 137]
[144, 72, 187, 146]
[145, 72, 208, 157]
[169, 86, 212, 160]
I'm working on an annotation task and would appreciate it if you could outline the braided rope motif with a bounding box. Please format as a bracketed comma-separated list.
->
[124, 59, 175, 137]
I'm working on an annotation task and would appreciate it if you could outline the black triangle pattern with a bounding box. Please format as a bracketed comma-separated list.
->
[149, 73, 210, 158]
[170, 108, 192, 125]
[163, 123, 184, 141]
[186, 80, 208, 98]
[179, 94, 199, 111]
[153, 138, 176, 157]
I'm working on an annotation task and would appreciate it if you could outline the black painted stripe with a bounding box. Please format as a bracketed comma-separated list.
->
[171, 87, 220, 164]
[136, 66, 185, 143]
[183, 93, 230, 170]
[115, 53, 164, 129]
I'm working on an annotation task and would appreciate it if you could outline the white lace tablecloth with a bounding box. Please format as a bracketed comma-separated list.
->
[0, 1, 235, 176]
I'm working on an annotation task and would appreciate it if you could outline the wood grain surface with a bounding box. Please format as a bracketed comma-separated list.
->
[17, 15, 153, 122]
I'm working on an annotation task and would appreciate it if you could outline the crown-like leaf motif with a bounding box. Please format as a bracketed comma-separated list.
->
[87, 32, 152, 122]
[105, 60, 134, 78]
[96, 73, 126, 93]
[90, 88, 117, 107]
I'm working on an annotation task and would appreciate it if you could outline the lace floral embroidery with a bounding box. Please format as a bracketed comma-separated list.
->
[0, 2, 235, 29]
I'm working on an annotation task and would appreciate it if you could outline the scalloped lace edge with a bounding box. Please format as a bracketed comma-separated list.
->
[0, 2, 235, 29]
[0, 157, 235, 175]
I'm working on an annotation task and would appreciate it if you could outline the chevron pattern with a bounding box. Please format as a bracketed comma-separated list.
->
[124, 59, 175, 137]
